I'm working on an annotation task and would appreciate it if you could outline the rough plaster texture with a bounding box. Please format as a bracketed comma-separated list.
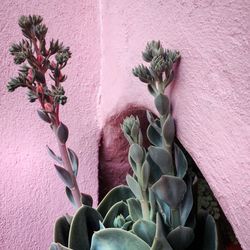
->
[1, 0, 250, 249]
[0, 1, 100, 249]
[98, 0, 250, 249]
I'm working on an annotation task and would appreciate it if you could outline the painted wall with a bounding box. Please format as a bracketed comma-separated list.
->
[1, 0, 250, 249]
[0, 1, 100, 249]
[98, 0, 250, 249]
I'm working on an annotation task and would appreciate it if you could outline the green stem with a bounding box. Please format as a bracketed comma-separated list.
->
[141, 190, 150, 220]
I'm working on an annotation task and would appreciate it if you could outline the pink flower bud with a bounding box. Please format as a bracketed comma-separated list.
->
[27, 69, 33, 82]
[36, 85, 44, 95]
[44, 102, 53, 113]
[37, 55, 43, 64]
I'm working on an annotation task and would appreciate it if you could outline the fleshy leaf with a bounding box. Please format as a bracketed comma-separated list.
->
[162, 115, 175, 145]
[66, 187, 76, 207]
[81, 193, 93, 207]
[54, 216, 70, 246]
[126, 175, 143, 200]
[54, 165, 74, 188]
[147, 124, 162, 147]
[57, 122, 69, 144]
[69, 206, 102, 250]
[154, 94, 169, 116]
[152, 175, 187, 208]
[129, 143, 144, 165]
[127, 198, 143, 222]
[202, 215, 218, 250]
[167, 226, 194, 250]
[174, 144, 187, 178]
[97, 185, 134, 218]
[90, 228, 150, 250]
[148, 146, 172, 175]
[47, 145, 62, 164]
[68, 148, 79, 176]
[50, 243, 72, 250]
[37, 109, 51, 123]
[132, 219, 156, 246]
[141, 160, 150, 191]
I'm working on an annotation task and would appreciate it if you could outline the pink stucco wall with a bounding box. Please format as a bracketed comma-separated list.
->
[1, 0, 250, 249]
[98, 0, 250, 249]
[0, 1, 100, 249]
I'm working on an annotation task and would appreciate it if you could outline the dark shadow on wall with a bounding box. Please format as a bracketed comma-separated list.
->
[98, 106, 241, 250]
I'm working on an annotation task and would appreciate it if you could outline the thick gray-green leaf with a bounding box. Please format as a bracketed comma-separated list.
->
[50, 243, 72, 250]
[66, 187, 76, 208]
[133, 219, 156, 246]
[147, 154, 163, 184]
[81, 193, 93, 207]
[152, 175, 187, 208]
[174, 144, 187, 178]
[154, 94, 169, 116]
[147, 124, 162, 147]
[69, 206, 102, 250]
[97, 185, 134, 218]
[126, 175, 143, 200]
[90, 228, 150, 250]
[157, 199, 171, 226]
[151, 213, 173, 250]
[54, 216, 70, 246]
[148, 146, 172, 174]
[141, 160, 150, 191]
[148, 84, 157, 97]
[149, 188, 156, 221]
[180, 175, 193, 226]
[54, 165, 74, 188]
[202, 215, 218, 250]
[127, 198, 142, 222]
[129, 143, 144, 165]
[103, 201, 128, 227]
[68, 148, 79, 176]
[47, 145, 63, 164]
[167, 226, 194, 250]
[162, 115, 175, 145]
[57, 122, 69, 144]
[37, 109, 51, 123]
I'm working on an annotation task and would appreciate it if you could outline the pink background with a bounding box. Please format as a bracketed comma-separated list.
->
[1, 0, 250, 249]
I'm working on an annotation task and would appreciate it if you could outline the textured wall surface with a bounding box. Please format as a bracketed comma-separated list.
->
[0, 1, 100, 249]
[1, 0, 250, 249]
[98, 0, 250, 249]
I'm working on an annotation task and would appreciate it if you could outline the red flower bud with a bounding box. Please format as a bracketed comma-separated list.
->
[44, 102, 54, 113]
[37, 55, 43, 64]
[51, 61, 56, 69]
[36, 84, 44, 95]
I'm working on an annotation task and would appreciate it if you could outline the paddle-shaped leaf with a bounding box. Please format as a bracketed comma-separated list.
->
[126, 175, 143, 200]
[141, 160, 150, 191]
[37, 109, 51, 123]
[66, 187, 76, 207]
[167, 226, 194, 250]
[162, 115, 175, 145]
[69, 206, 102, 250]
[90, 228, 150, 250]
[129, 143, 144, 165]
[174, 144, 187, 178]
[57, 122, 69, 144]
[147, 124, 162, 147]
[180, 175, 193, 226]
[97, 185, 134, 218]
[47, 145, 62, 164]
[202, 215, 218, 250]
[132, 219, 156, 246]
[148, 146, 173, 174]
[68, 148, 79, 176]
[152, 175, 187, 208]
[127, 198, 142, 222]
[50, 243, 72, 250]
[81, 193, 93, 207]
[154, 93, 169, 116]
[54, 216, 70, 246]
[54, 165, 74, 188]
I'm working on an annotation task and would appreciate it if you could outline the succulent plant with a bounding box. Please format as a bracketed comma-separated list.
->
[7, 16, 218, 250]
[50, 41, 218, 250]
